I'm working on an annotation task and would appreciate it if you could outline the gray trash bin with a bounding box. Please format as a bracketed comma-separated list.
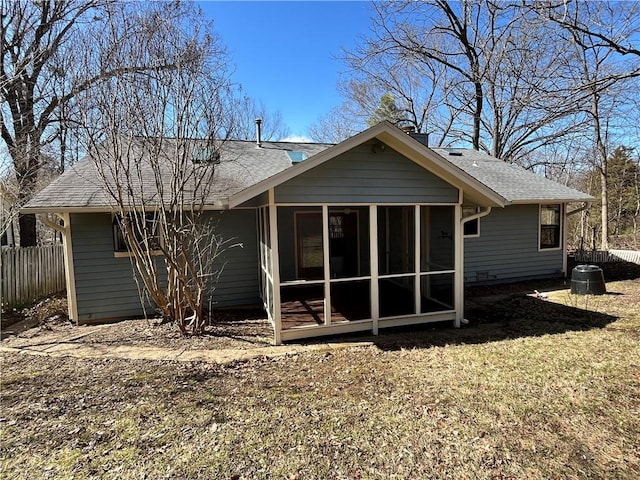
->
[570, 265, 606, 295]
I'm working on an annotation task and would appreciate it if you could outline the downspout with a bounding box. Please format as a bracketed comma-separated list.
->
[567, 202, 592, 217]
[462, 206, 493, 227]
[458, 206, 492, 326]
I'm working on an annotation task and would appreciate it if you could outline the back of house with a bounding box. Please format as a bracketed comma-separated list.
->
[23, 122, 593, 343]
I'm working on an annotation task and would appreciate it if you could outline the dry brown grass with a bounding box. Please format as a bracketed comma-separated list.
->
[1, 277, 639, 479]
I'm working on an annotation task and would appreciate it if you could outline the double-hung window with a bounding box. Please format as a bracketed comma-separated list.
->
[539, 204, 561, 250]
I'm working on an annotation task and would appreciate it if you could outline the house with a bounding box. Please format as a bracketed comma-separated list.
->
[23, 122, 593, 343]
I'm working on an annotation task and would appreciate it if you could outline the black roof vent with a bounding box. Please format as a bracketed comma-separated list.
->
[442, 148, 463, 156]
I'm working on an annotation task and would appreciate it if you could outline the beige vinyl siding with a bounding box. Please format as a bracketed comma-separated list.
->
[464, 205, 563, 284]
[274, 140, 458, 204]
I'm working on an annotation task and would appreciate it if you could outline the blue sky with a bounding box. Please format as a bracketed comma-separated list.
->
[199, 1, 374, 140]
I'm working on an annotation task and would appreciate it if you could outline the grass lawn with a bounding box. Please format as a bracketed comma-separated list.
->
[1, 278, 639, 479]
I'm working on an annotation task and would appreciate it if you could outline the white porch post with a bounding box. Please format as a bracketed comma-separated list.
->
[268, 189, 282, 345]
[414, 205, 421, 315]
[454, 202, 463, 328]
[60, 212, 78, 324]
[370, 205, 379, 334]
[562, 203, 568, 276]
[322, 205, 331, 326]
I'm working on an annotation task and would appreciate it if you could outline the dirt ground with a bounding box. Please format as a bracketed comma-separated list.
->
[1, 268, 639, 479]
[2, 260, 639, 354]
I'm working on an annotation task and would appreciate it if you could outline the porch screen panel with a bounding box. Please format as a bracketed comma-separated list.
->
[419, 206, 455, 314]
[378, 206, 415, 275]
[421, 274, 454, 313]
[330, 280, 371, 321]
[277, 207, 324, 282]
[377, 206, 416, 319]
[379, 277, 415, 317]
[258, 207, 275, 321]
[328, 206, 370, 279]
[280, 284, 325, 328]
[420, 206, 454, 272]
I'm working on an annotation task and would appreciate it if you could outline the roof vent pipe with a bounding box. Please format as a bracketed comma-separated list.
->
[255, 118, 262, 148]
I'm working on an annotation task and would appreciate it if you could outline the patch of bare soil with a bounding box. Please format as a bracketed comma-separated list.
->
[462, 262, 640, 341]
[1, 306, 274, 351]
[2, 260, 639, 353]
[0, 294, 69, 330]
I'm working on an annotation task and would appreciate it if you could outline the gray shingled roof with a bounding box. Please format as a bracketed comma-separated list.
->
[24, 133, 592, 212]
[24, 138, 332, 211]
[430, 147, 593, 203]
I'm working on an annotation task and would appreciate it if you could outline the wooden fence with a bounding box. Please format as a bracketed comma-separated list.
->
[1, 245, 66, 308]
[573, 249, 640, 265]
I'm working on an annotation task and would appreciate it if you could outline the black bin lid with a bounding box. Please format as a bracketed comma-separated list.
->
[573, 264, 602, 273]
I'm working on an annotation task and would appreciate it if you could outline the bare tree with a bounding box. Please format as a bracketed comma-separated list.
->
[230, 95, 290, 141]
[529, 0, 640, 250]
[1, 0, 101, 245]
[532, 0, 640, 60]
[77, 2, 236, 334]
[308, 104, 359, 144]
[1, 0, 217, 246]
[338, 7, 465, 145]
[337, 1, 589, 163]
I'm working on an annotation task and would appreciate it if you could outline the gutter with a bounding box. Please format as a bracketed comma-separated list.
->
[21, 202, 230, 215]
[567, 202, 592, 217]
[461, 206, 492, 226]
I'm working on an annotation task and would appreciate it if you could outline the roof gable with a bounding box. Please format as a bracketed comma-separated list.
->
[229, 122, 508, 208]
[273, 138, 460, 204]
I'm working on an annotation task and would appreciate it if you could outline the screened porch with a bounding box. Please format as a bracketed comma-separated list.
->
[257, 204, 460, 343]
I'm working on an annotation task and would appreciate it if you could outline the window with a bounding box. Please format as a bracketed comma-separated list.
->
[462, 206, 480, 237]
[539, 204, 561, 249]
[113, 212, 161, 253]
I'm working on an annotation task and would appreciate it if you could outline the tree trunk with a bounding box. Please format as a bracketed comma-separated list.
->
[591, 88, 609, 251]
[14, 150, 40, 247]
[472, 79, 482, 151]
[600, 167, 609, 251]
[17, 214, 37, 247]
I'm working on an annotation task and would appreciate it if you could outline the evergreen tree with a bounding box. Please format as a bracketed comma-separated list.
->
[580, 146, 640, 248]
[367, 94, 406, 127]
